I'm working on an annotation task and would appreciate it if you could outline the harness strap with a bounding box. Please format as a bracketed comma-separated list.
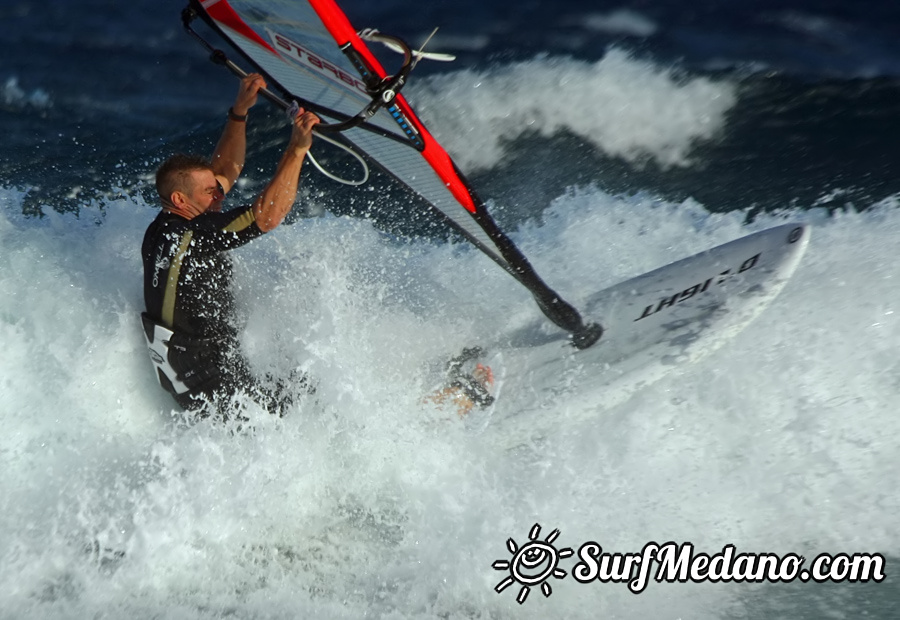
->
[140, 313, 223, 396]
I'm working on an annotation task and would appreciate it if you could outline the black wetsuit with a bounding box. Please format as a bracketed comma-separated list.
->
[141, 206, 271, 414]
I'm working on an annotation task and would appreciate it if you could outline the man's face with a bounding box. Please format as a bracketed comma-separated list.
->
[184, 169, 224, 213]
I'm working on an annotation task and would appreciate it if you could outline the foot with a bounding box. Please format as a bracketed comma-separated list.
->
[426, 349, 495, 416]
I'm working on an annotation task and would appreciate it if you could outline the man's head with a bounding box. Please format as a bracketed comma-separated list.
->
[156, 154, 225, 216]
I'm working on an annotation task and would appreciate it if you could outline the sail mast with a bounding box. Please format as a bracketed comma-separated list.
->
[184, 0, 602, 348]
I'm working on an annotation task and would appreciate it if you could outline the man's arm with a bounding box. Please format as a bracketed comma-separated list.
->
[253, 109, 320, 233]
[210, 73, 266, 194]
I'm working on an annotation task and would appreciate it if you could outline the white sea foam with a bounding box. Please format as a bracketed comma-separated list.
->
[2, 76, 52, 109]
[409, 49, 736, 172]
[1, 179, 897, 618]
[580, 9, 659, 38]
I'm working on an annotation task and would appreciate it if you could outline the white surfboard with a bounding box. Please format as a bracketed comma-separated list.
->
[474, 223, 811, 447]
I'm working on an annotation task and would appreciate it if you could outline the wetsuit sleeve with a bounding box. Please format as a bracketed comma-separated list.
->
[189, 206, 265, 253]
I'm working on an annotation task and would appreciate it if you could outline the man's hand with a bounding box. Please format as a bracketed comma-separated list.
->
[251, 107, 321, 232]
[232, 73, 266, 117]
[288, 108, 321, 155]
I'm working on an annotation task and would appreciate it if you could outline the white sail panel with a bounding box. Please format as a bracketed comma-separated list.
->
[195, 0, 510, 267]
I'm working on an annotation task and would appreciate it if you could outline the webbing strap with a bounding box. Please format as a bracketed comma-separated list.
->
[161, 230, 194, 327]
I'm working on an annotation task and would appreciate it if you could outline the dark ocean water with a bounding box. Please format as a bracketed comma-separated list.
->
[1, 1, 897, 618]
[3, 0, 899, 220]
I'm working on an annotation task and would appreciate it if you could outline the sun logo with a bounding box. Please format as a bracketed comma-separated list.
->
[492, 523, 574, 604]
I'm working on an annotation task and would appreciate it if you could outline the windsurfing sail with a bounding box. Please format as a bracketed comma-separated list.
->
[183, 0, 602, 348]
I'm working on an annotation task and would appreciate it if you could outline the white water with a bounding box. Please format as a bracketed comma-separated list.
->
[1, 184, 897, 618]
[1, 52, 897, 618]
[412, 50, 736, 171]
[2, 76, 52, 110]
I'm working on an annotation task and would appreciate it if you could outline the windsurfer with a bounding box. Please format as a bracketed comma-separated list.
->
[141, 72, 319, 417]
[140, 72, 494, 419]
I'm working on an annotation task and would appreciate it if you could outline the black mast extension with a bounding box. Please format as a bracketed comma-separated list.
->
[470, 199, 603, 349]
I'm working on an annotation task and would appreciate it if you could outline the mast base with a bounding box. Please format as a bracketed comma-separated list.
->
[572, 322, 604, 350]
